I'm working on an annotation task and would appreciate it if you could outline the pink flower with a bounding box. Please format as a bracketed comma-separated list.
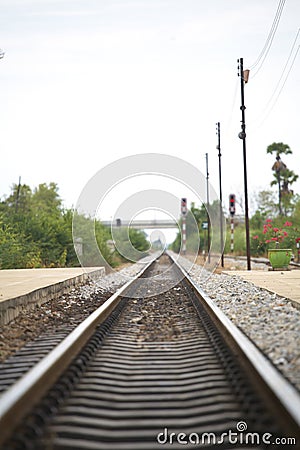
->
[252, 218, 296, 250]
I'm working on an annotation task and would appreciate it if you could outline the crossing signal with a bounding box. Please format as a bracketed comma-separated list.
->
[181, 198, 187, 216]
[229, 194, 236, 216]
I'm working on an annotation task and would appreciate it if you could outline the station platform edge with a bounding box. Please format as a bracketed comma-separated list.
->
[0, 267, 105, 326]
[223, 269, 300, 309]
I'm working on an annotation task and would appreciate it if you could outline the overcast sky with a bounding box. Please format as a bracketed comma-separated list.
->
[1, 0, 299, 222]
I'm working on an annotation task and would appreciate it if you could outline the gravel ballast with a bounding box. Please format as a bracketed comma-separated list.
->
[176, 254, 300, 391]
[0, 261, 148, 363]
[0, 254, 299, 392]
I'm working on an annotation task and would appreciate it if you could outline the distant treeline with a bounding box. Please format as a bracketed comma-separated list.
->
[0, 182, 149, 269]
[2, 182, 300, 269]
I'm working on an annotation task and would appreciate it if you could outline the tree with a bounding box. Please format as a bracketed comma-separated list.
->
[266, 142, 292, 157]
[112, 227, 149, 262]
[71, 212, 115, 268]
[3, 183, 32, 215]
[32, 183, 62, 216]
[170, 204, 202, 254]
[267, 142, 298, 215]
[170, 200, 225, 253]
[251, 190, 277, 225]
[1, 183, 79, 268]
[0, 218, 42, 268]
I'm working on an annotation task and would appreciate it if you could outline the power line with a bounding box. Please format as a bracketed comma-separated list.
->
[261, 28, 300, 114]
[258, 44, 300, 126]
[249, 0, 286, 77]
[250, 0, 285, 70]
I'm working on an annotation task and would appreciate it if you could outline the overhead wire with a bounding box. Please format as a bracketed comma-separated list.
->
[261, 28, 300, 114]
[257, 43, 300, 126]
[250, 0, 285, 70]
[226, 0, 289, 141]
[249, 0, 286, 78]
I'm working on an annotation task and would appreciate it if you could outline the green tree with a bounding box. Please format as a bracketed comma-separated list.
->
[190, 202, 207, 226]
[4, 182, 33, 214]
[0, 219, 42, 268]
[170, 203, 206, 254]
[251, 190, 277, 229]
[61, 208, 79, 266]
[1, 181, 154, 269]
[1, 183, 78, 268]
[267, 142, 298, 215]
[293, 196, 300, 224]
[113, 227, 149, 262]
[266, 142, 292, 157]
[95, 219, 118, 266]
[21, 183, 69, 266]
[72, 212, 116, 268]
[32, 182, 62, 215]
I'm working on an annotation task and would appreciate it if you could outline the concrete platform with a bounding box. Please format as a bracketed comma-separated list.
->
[0, 267, 105, 326]
[224, 269, 300, 308]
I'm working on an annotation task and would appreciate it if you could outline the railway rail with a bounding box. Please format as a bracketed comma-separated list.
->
[0, 253, 299, 449]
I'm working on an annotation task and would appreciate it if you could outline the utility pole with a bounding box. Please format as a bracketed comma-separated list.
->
[238, 57, 251, 271]
[205, 153, 210, 263]
[15, 176, 21, 213]
[216, 122, 224, 267]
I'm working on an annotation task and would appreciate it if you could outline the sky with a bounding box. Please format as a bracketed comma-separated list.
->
[0, 0, 299, 235]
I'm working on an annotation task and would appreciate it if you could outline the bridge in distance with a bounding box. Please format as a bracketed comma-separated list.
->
[102, 219, 179, 229]
[102, 215, 245, 230]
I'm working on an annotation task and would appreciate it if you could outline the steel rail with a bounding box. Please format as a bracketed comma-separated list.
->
[0, 256, 156, 446]
[168, 251, 300, 435]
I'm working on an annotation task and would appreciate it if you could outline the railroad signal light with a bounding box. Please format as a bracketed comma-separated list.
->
[181, 198, 187, 216]
[229, 194, 236, 216]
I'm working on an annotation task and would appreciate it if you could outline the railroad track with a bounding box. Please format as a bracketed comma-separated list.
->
[0, 253, 299, 449]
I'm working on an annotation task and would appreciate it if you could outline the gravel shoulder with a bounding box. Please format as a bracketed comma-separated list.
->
[177, 254, 300, 391]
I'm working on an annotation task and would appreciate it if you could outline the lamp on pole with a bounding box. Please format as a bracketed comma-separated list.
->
[238, 57, 251, 271]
